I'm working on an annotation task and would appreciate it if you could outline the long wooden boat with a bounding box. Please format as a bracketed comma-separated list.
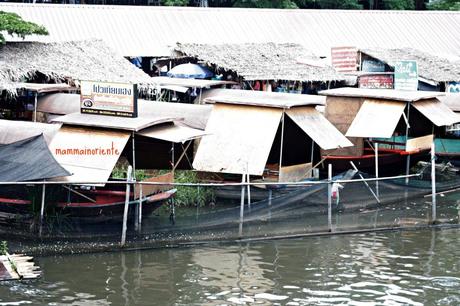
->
[323, 147, 430, 176]
[0, 173, 176, 222]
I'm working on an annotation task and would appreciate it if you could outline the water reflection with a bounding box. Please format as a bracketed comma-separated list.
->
[0, 228, 459, 305]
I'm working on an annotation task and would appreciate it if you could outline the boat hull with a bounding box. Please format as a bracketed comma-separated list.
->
[323, 149, 429, 176]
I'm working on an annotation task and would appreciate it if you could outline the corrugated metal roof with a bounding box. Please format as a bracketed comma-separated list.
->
[1, 4, 459, 58]
[319, 87, 445, 102]
[203, 89, 325, 108]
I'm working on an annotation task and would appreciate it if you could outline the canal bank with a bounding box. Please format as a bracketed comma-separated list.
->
[1, 227, 459, 305]
[3, 187, 460, 256]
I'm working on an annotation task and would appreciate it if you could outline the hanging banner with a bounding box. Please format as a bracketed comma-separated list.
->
[394, 61, 418, 91]
[80, 81, 138, 118]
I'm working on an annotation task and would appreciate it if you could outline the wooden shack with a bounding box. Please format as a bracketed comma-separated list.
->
[192, 89, 352, 181]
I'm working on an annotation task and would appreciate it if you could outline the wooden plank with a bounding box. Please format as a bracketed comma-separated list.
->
[134, 172, 174, 199]
[286, 106, 353, 150]
[193, 104, 283, 176]
[346, 99, 406, 138]
[279, 163, 312, 182]
[406, 134, 433, 152]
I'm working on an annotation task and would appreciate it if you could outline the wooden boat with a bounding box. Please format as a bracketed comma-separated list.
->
[323, 147, 430, 176]
[56, 188, 176, 221]
[0, 173, 176, 223]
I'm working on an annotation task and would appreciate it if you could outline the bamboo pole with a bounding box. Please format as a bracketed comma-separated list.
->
[39, 183, 46, 237]
[431, 141, 437, 224]
[239, 174, 246, 238]
[327, 164, 332, 232]
[138, 184, 143, 233]
[33, 93, 38, 123]
[121, 166, 132, 247]
[350, 161, 380, 203]
[375, 143, 379, 198]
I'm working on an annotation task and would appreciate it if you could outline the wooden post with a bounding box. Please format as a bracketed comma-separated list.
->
[268, 189, 272, 220]
[246, 172, 251, 209]
[132, 132, 136, 178]
[138, 183, 143, 233]
[327, 164, 332, 232]
[310, 139, 314, 177]
[239, 174, 246, 237]
[121, 166, 132, 247]
[33, 93, 38, 123]
[278, 112, 285, 178]
[405, 103, 411, 184]
[375, 143, 379, 198]
[39, 183, 46, 237]
[431, 141, 437, 224]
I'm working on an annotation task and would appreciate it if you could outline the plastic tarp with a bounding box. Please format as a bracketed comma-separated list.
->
[0, 120, 61, 145]
[346, 99, 406, 138]
[0, 135, 70, 182]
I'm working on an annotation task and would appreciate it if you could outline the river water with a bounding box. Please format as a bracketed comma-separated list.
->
[0, 227, 459, 305]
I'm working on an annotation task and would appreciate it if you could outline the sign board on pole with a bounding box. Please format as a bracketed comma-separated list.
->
[394, 61, 418, 91]
[447, 82, 460, 93]
[331, 47, 358, 72]
[80, 81, 138, 118]
[359, 75, 394, 89]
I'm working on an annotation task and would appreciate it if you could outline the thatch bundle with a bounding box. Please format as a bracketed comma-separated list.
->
[0, 39, 154, 94]
[175, 42, 346, 83]
[361, 48, 460, 83]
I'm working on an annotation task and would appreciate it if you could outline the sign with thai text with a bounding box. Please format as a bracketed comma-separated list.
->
[359, 75, 393, 89]
[80, 81, 138, 117]
[331, 47, 358, 72]
[362, 59, 385, 72]
[394, 61, 418, 91]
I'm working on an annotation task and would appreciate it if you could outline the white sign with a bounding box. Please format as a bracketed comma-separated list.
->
[80, 81, 138, 117]
[394, 61, 418, 91]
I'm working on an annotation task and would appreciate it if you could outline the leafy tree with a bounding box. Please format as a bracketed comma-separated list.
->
[163, 0, 190, 5]
[382, 0, 415, 9]
[233, 0, 299, 8]
[0, 11, 48, 44]
[428, 0, 460, 10]
[316, 0, 363, 9]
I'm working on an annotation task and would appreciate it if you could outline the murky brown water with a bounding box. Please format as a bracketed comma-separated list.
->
[0, 227, 459, 305]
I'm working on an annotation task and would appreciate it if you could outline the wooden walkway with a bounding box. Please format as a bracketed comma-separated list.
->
[0, 254, 41, 281]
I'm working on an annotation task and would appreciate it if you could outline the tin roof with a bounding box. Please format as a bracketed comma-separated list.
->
[203, 89, 325, 108]
[1, 3, 459, 59]
[319, 87, 445, 102]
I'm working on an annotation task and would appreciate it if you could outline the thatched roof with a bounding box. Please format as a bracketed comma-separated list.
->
[174, 43, 346, 83]
[360, 48, 460, 83]
[0, 40, 154, 94]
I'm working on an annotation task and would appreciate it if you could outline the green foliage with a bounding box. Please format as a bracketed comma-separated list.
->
[233, 0, 299, 8]
[163, 0, 190, 5]
[173, 171, 214, 207]
[315, 0, 362, 9]
[428, 0, 460, 10]
[382, 0, 415, 10]
[0, 241, 7, 255]
[0, 11, 48, 44]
